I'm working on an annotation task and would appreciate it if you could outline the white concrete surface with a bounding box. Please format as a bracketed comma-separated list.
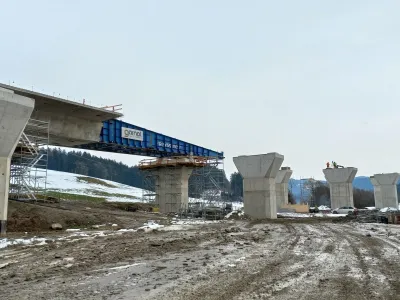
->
[0, 90, 34, 233]
[323, 167, 357, 209]
[275, 167, 293, 208]
[233, 153, 284, 219]
[154, 166, 193, 213]
[0, 83, 122, 147]
[370, 173, 400, 209]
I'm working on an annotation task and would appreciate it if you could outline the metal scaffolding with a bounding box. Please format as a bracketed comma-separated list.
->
[9, 119, 50, 201]
[139, 156, 228, 217]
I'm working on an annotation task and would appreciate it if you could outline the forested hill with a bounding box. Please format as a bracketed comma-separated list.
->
[46, 148, 230, 194]
[47, 148, 145, 188]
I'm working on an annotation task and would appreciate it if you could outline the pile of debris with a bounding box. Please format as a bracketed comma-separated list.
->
[353, 209, 380, 223]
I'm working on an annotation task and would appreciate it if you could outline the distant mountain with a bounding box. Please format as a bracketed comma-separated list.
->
[353, 176, 374, 191]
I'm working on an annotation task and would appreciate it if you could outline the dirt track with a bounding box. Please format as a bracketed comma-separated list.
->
[2, 219, 400, 300]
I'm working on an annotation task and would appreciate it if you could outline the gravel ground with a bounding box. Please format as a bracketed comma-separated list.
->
[2, 219, 400, 300]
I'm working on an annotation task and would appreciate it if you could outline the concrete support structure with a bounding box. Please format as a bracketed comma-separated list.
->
[370, 173, 400, 209]
[275, 167, 293, 208]
[0, 83, 122, 147]
[154, 167, 193, 213]
[323, 167, 358, 209]
[0, 89, 34, 234]
[233, 153, 284, 219]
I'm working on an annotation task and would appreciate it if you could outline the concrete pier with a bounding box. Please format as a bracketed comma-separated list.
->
[323, 167, 358, 209]
[138, 157, 208, 214]
[370, 173, 400, 209]
[154, 166, 193, 213]
[275, 167, 293, 208]
[233, 153, 284, 219]
[0, 89, 34, 234]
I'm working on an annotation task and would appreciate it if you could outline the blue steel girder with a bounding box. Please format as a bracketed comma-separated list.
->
[75, 119, 224, 159]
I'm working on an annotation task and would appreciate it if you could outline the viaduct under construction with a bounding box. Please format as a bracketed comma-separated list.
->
[0, 83, 224, 234]
[1, 83, 396, 235]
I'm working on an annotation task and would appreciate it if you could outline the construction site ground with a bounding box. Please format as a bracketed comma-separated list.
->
[2, 201, 400, 299]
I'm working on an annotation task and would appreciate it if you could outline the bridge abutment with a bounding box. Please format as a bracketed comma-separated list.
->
[233, 153, 284, 219]
[0, 89, 34, 234]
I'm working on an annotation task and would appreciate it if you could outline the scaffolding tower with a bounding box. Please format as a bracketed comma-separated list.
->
[9, 119, 50, 201]
[139, 156, 227, 215]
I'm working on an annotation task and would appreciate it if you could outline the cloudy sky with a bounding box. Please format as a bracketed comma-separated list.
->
[1, 0, 400, 180]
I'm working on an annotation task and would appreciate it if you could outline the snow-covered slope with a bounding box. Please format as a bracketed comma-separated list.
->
[43, 170, 145, 202]
[41, 170, 244, 209]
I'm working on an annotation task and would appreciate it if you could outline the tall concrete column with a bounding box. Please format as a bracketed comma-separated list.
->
[0, 89, 34, 234]
[370, 173, 399, 208]
[275, 167, 293, 208]
[323, 167, 357, 209]
[154, 166, 193, 213]
[233, 153, 284, 219]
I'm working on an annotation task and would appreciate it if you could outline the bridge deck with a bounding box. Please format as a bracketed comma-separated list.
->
[76, 119, 224, 159]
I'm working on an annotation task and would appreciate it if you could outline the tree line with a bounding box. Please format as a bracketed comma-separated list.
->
[45, 148, 230, 196]
[47, 148, 145, 188]
[45, 149, 389, 207]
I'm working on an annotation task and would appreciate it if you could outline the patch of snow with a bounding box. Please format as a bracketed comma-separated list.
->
[0, 237, 48, 249]
[315, 213, 348, 218]
[380, 207, 398, 213]
[318, 205, 331, 211]
[63, 257, 74, 262]
[278, 212, 311, 218]
[40, 170, 239, 205]
[235, 257, 246, 262]
[188, 199, 243, 211]
[171, 219, 221, 225]
[0, 262, 10, 269]
[137, 220, 165, 232]
[41, 170, 146, 202]
[278, 212, 347, 218]
[224, 211, 234, 219]
[93, 263, 145, 272]
[65, 229, 81, 232]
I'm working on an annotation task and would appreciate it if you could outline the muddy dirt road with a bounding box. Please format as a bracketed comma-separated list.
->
[2, 219, 400, 300]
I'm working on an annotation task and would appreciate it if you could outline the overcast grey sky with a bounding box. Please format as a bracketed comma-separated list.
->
[1, 0, 400, 180]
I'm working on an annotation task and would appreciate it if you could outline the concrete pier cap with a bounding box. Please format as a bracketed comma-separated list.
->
[233, 152, 284, 219]
[323, 167, 358, 183]
[323, 167, 358, 209]
[370, 173, 400, 209]
[373, 173, 400, 185]
[233, 152, 284, 179]
[276, 167, 293, 184]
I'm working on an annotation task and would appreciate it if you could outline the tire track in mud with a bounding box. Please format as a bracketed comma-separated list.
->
[327, 224, 400, 299]
[263, 224, 354, 300]
[164, 223, 303, 300]
[327, 225, 376, 299]
[342, 228, 400, 298]
[187, 223, 338, 300]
